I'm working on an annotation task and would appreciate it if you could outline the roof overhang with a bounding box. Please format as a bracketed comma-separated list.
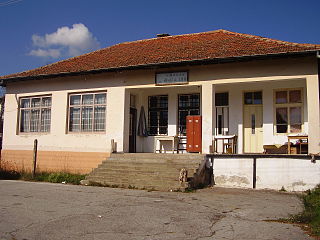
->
[1, 50, 318, 86]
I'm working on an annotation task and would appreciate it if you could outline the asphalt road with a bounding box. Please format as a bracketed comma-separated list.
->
[0, 180, 312, 240]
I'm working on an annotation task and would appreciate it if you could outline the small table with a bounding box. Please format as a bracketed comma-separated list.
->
[154, 136, 179, 153]
[287, 135, 308, 154]
[213, 135, 237, 154]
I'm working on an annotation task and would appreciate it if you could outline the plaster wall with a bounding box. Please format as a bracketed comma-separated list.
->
[213, 157, 320, 191]
[1, 56, 318, 155]
[213, 158, 253, 188]
[256, 158, 320, 191]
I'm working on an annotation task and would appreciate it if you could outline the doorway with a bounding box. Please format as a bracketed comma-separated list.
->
[243, 91, 263, 153]
[129, 107, 137, 153]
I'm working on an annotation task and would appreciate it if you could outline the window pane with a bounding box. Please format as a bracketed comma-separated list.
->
[21, 99, 30, 108]
[290, 124, 301, 133]
[179, 95, 189, 108]
[81, 107, 93, 131]
[190, 94, 200, 107]
[215, 92, 228, 106]
[31, 98, 41, 108]
[276, 108, 288, 124]
[41, 108, 51, 132]
[94, 106, 106, 131]
[289, 90, 301, 103]
[149, 111, 158, 126]
[70, 95, 81, 105]
[42, 97, 51, 107]
[20, 109, 30, 132]
[159, 96, 168, 108]
[149, 96, 158, 108]
[149, 127, 157, 135]
[95, 93, 106, 104]
[82, 94, 93, 105]
[290, 107, 301, 124]
[277, 125, 288, 133]
[30, 109, 40, 132]
[253, 92, 262, 104]
[276, 91, 287, 104]
[69, 107, 80, 131]
[159, 111, 168, 126]
[244, 92, 253, 104]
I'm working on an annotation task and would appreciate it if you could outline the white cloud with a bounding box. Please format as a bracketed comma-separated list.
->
[29, 23, 100, 58]
[29, 48, 61, 58]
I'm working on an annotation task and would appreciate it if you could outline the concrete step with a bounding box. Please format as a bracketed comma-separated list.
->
[90, 168, 198, 178]
[85, 153, 204, 191]
[95, 162, 200, 171]
[108, 153, 204, 161]
[86, 176, 186, 191]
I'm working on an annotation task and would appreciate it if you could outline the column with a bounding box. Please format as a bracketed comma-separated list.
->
[106, 87, 130, 153]
[306, 75, 320, 154]
[201, 83, 215, 153]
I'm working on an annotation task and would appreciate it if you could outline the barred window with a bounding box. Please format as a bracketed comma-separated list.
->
[19, 96, 51, 133]
[148, 95, 168, 135]
[68, 92, 106, 132]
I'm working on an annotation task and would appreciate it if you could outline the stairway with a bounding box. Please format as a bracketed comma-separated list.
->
[85, 153, 205, 191]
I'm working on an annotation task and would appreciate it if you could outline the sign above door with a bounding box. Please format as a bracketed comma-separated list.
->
[155, 71, 188, 85]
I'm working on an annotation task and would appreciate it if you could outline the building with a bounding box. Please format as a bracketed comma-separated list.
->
[0, 29, 320, 176]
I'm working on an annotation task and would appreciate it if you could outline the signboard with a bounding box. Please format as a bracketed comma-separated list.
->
[155, 72, 188, 85]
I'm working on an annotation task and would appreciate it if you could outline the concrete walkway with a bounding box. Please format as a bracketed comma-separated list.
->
[0, 180, 313, 240]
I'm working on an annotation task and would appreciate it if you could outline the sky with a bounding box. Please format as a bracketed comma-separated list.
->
[0, 0, 320, 77]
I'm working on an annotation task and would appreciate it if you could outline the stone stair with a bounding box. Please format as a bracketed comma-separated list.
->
[85, 153, 206, 191]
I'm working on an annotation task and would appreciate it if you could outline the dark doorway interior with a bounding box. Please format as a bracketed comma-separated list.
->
[129, 108, 137, 153]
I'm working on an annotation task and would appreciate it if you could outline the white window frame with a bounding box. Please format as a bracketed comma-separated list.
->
[68, 92, 107, 133]
[18, 95, 52, 133]
[274, 88, 303, 135]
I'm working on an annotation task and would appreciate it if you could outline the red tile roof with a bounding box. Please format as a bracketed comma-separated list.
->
[2, 29, 320, 80]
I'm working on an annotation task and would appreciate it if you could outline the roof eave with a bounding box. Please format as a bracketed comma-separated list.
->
[1, 50, 318, 86]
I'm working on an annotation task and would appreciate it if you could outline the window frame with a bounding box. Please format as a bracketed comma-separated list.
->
[67, 91, 107, 133]
[215, 92, 229, 135]
[273, 88, 304, 135]
[18, 95, 52, 134]
[148, 95, 168, 136]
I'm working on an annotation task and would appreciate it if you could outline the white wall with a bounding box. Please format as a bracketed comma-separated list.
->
[213, 158, 253, 188]
[256, 158, 320, 191]
[212, 157, 320, 191]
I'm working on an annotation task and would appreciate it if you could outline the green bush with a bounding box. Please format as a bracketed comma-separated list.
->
[292, 185, 320, 235]
[0, 170, 86, 185]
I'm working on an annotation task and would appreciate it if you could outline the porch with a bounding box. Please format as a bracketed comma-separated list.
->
[116, 76, 318, 154]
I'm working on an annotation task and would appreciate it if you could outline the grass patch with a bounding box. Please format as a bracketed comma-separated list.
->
[0, 169, 86, 185]
[290, 185, 320, 236]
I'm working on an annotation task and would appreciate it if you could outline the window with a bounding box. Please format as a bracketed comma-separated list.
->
[178, 94, 200, 135]
[215, 92, 229, 135]
[148, 95, 168, 135]
[244, 91, 262, 105]
[274, 89, 302, 134]
[68, 92, 106, 132]
[19, 96, 51, 133]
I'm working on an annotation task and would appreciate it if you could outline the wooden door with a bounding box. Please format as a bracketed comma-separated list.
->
[243, 105, 263, 153]
[186, 115, 202, 153]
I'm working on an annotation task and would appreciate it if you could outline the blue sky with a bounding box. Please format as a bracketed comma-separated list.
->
[0, 0, 319, 77]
